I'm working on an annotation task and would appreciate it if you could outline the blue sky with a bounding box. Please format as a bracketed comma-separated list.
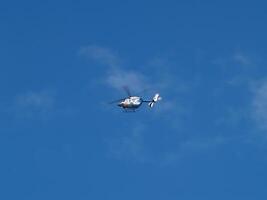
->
[1, 0, 267, 199]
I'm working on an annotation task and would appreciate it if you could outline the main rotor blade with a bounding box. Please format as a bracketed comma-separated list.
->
[123, 86, 132, 97]
[135, 88, 150, 96]
[108, 98, 125, 104]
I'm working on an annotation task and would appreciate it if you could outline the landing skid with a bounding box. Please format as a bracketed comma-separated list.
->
[123, 108, 136, 113]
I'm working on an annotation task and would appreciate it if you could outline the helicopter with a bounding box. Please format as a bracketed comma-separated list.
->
[109, 86, 162, 111]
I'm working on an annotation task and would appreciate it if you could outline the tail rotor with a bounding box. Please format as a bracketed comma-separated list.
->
[148, 93, 162, 108]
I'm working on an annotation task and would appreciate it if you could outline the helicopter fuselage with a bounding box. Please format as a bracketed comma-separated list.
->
[118, 96, 143, 109]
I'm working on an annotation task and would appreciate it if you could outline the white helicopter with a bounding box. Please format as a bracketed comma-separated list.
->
[109, 86, 162, 111]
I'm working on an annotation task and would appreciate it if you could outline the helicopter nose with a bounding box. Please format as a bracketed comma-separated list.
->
[117, 102, 123, 107]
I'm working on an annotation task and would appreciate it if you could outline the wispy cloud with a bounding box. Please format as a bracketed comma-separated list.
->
[0, 89, 76, 121]
[212, 51, 252, 68]
[213, 52, 267, 139]
[160, 136, 229, 166]
[251, 79, 267, 131]
[214, 52, 267, 131]
[233, 52, 251, 66]
[106, 129, 230, 165]
[106, 68, 148, 92]
[80, 45, 148, 92]
[106, 123, 150, 163]
[13, 90, 56, 119]
[211, 51, 259, 87]
[81, 47, 192, 124]
[79, 45, 188, 97]
[80, 46, 267, 165]
[80, 45, 206, 165]
[79, 45, 120, 67]
[16, 91, 54, 109]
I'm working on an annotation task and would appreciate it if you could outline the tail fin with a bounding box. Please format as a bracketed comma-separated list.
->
[148, 93, 162, 108]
